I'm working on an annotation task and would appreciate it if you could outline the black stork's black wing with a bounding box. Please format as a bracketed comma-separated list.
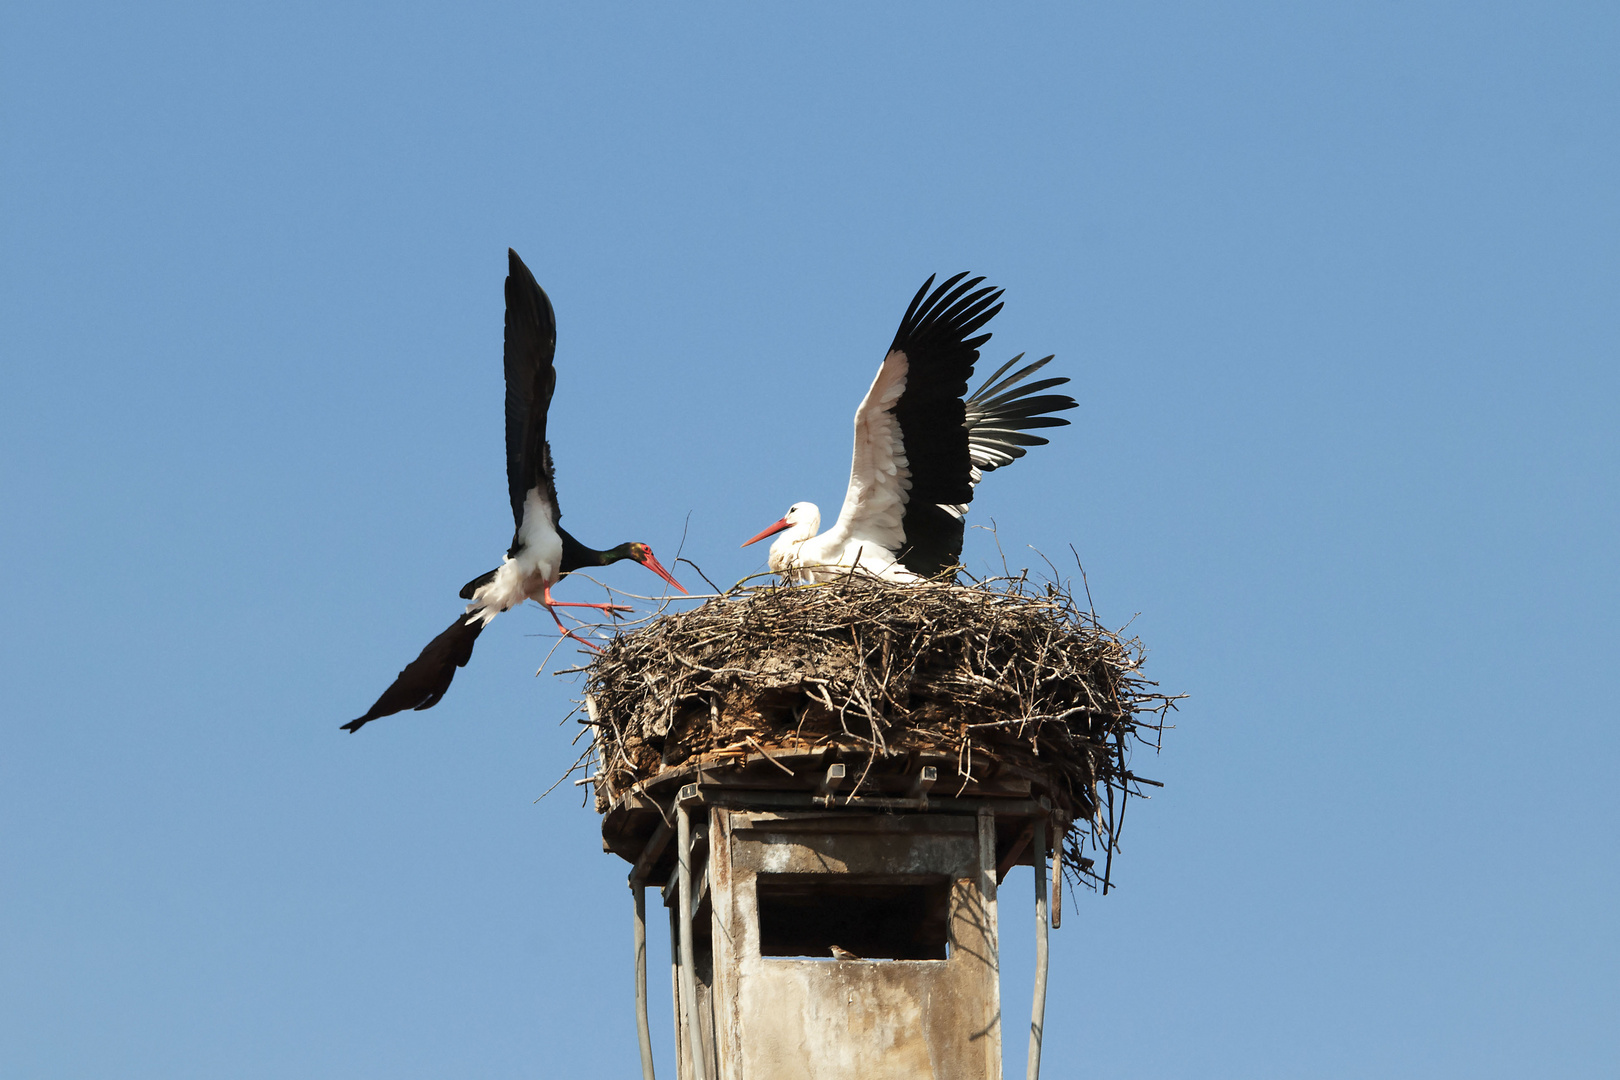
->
[886, 273, 1004, 576]
[503, 249, 560, 554]
[342, 613, 485, 732]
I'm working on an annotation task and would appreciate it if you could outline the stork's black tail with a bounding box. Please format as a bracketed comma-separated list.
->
[342, 612, 485, 732]
[459, 568, 499, 600]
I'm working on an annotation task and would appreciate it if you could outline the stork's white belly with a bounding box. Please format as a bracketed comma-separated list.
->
[465, 488, 564, 625]
[771, 534, 919, 585]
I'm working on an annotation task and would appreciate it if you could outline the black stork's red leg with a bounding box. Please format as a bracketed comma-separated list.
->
[541, 598, 605, 653]
[540, 585, 633, 615]
[545, 600, 635, 613]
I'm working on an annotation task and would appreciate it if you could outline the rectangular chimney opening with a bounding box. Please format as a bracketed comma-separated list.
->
[755, 876, 951, 960]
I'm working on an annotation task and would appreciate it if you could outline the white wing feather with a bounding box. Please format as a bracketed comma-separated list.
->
[817, 349, 912, 559]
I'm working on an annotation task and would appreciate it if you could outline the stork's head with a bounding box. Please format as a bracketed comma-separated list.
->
[609, 542, 688, 594]
[741, 502, 820, 548]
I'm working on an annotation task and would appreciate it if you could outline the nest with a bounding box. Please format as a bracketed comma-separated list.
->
[579, 572, 1179, 890]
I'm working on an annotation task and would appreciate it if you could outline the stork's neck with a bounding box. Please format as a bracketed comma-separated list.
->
[767, 507, 821, 566]
[559, 528, 637, 572]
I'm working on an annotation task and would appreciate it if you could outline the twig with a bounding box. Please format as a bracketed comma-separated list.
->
[678, 557, 724, 595]
[747, 736, 796, 776]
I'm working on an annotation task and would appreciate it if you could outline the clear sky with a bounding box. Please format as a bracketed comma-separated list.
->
[2, 2, 1615, 1077]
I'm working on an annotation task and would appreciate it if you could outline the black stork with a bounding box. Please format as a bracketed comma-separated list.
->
[742, 273, 1077, 582]
[343, 250, 685, 733]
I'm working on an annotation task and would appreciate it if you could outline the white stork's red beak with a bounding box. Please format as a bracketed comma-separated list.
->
[741, 518, 792, 548]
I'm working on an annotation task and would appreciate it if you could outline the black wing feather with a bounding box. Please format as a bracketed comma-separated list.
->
[887, 274, 1004, 575]
[503, 250, 559, 546]
[342, 613, 486, 732]
[888, 274, 1004, 507]
[889, 285, 1079, 576]
[895, 504, 966, 579]
[964, 353, 1078, 473]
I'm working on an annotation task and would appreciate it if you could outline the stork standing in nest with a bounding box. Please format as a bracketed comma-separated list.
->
[742, 273, 1077, 583]
[344, 250, 685, 732]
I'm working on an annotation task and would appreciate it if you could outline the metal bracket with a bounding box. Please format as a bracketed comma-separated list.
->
[910, 765, 938, 809]
[814, 763, 846, 805]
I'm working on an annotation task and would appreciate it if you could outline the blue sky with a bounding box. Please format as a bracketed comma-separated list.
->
[2, 2, 1616, 1077]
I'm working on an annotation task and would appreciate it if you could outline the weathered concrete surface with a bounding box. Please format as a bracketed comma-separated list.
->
[687, 810, 1002, 1080]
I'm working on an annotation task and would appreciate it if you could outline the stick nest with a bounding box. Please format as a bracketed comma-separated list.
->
[581, 572, 1179, 890]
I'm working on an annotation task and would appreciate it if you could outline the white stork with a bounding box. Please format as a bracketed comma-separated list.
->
[344, 250, 686, 732]
[742, 273, 1076, 583]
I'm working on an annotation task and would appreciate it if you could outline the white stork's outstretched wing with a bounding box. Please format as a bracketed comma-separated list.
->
[817, 274, 1004, 572]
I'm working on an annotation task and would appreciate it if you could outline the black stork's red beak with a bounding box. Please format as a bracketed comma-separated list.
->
[638, 549, 689, 595]
[741, 517, 792, 548]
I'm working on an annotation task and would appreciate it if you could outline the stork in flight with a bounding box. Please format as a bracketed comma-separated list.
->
[742, 273, 1076, 583]
[344, 250, 685, 732]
